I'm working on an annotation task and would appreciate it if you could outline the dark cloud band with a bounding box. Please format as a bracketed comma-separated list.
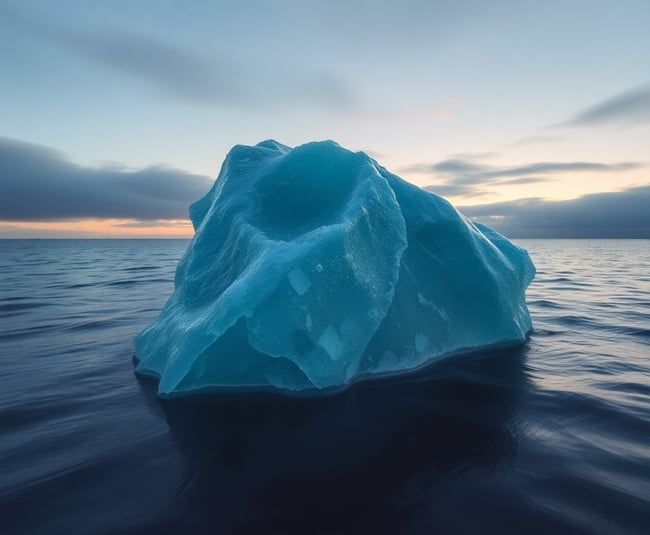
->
[459, 186, 650, 238]
[0, 137, 212, 221]
[2, 136, 648, 239]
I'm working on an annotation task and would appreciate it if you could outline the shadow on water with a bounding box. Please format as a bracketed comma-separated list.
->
[140, 345, 531, 535]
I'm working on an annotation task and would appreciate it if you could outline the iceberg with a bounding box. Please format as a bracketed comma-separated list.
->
[135, 140, 535, 397]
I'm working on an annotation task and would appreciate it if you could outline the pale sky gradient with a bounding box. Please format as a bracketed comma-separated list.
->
[1, 0, 649, 237]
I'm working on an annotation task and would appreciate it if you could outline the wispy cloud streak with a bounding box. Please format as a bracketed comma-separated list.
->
[562, 84, 650, 128]
[0, 4, 351, 110]
[403, 157, 643, 198]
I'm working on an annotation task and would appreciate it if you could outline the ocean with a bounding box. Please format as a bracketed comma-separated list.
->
[1, 239, 648, 534]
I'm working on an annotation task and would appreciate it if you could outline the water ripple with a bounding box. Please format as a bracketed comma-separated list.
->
[0, 238, 648, 534]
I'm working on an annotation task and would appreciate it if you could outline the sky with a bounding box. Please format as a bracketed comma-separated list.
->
[0, 0, 649, 238]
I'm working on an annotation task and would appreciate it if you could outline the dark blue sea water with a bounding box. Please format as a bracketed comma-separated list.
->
[1, 239, 648, 534]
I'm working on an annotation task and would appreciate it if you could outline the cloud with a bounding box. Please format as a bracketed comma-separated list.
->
[484, 161, 640, 179]
[423, 176, 546, 197]
[0, 137, 212, 221]
[458, 186, 650, 238]
[494, 177, 546, 186]
[423, 184, 492, 198]
[402, 159, 488, 178]
[509, 135, 563, 147]
[449, 151, 498, 160]
[0, 4, 351, 110]
[561, 84, 650, 128]
[411, 159, 640, 180]
[405, 156, 643, 197]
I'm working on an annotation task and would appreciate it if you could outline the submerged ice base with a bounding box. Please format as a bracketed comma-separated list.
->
[135, 140, 535, 397]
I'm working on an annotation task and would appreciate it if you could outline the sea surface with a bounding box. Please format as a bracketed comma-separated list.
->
[0, 239, 648, 534]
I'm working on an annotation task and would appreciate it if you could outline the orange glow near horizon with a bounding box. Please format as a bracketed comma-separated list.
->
[0, 219, 195, 238]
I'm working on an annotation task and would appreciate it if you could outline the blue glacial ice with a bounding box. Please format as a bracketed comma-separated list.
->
[135, 140, 535, 396]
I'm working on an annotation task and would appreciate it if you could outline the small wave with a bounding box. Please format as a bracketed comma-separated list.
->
[529, 299, 564, 309]
[104, 278, 172, 287]
[591, 323, 650, 339]
[104, 280, 142, 287]
[549, 316, 650, 339]
[63, 318, 121, 332]
[0, 322, 65, 339]
[50, 282, 94, 290]
[0, 399, 76, 431]
[619, 326, 650, 338]
[554, 315, 598, 327]
[594, 381, 650, 397]
[0, 302, 50, 314]
[530, 328, 564, 336]
[122, 266, 160, 272]
[534, 390, 650, 438]
[545, 277, 596, 288]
